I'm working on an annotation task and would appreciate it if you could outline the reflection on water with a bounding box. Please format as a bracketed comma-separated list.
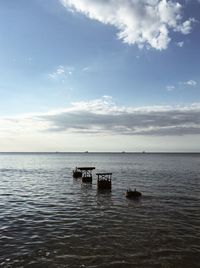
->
[0, 153, 200, 267]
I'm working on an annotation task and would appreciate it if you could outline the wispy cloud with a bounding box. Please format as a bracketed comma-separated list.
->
[174, 18, 195, 34]
[166, 85, 175, 91]
[41, 99, 200, 136]
[176, 41, 184, 47]
[167, 79, 198, 91]
[60, 0, 195, 50]
[182, 80, 197, 87]
[48, 65, 74, 81]
[82, 66, 91, 72]
[2, 97, 200, 137]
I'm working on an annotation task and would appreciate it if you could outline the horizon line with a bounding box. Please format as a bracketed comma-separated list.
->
[0, 151, 200, 154]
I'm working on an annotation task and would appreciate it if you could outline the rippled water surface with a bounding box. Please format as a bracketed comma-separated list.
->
[0, 153, 200, 267]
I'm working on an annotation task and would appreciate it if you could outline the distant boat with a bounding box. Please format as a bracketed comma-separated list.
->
[125, 188, 142, 199]
[84, 151, 89, 153]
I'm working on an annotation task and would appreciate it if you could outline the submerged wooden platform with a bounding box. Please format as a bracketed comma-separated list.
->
[73, 167, 82, 179]
[97, 173, 112, 190]
[72, 166, 142, 198]
[77, 167, 96, 183]
[125, 189, 142, 199]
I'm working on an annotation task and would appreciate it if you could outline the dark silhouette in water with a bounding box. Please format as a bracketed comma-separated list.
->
[73, 167, 95, 182]
[73, 167, 82, 178]
[78, 167, 96, 183]
[125, 188, 142, 199]
[97, 173, 112, 190]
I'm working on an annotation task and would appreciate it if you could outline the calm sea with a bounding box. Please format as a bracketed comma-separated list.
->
[0, 153, 199, 268]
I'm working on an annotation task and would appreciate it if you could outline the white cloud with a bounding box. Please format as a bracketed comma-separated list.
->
[185, 80, 197, 86]
[175, 17, 195, 34]
[176, 41, 184, 47]
[166, 85, 175, 91]
[60, 0, 195, 50]
[3, 97, 200, 138]
[182, 80, 197, 87]
[48, 65, 74, 80]
[82, 66, 90, 72]
[168, 80, 198, 90]
[41, 98, 200, 136]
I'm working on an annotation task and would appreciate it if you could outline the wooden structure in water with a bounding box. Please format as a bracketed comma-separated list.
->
[97, 173, 112, 190]
[73, 167, 82, 179]
[125, 188, 142, 199]
[78, 167, 95, 183]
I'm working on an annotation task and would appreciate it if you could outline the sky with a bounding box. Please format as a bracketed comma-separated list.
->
[0, 0, 200, 152]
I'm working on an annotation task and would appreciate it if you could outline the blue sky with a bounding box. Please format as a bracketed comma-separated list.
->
[0, 0, 200, 152]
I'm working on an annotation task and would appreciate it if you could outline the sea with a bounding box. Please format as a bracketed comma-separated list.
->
[0, 153, 199, 268]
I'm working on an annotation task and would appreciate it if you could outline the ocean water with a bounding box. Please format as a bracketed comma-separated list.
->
[0, 153, 199, 268]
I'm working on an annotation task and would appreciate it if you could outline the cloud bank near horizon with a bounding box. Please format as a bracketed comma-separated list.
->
[60, 0, 194, 50]
[2, 97, 200, 137]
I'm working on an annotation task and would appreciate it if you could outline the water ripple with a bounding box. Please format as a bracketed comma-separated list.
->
[0, 153, 199, 267]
